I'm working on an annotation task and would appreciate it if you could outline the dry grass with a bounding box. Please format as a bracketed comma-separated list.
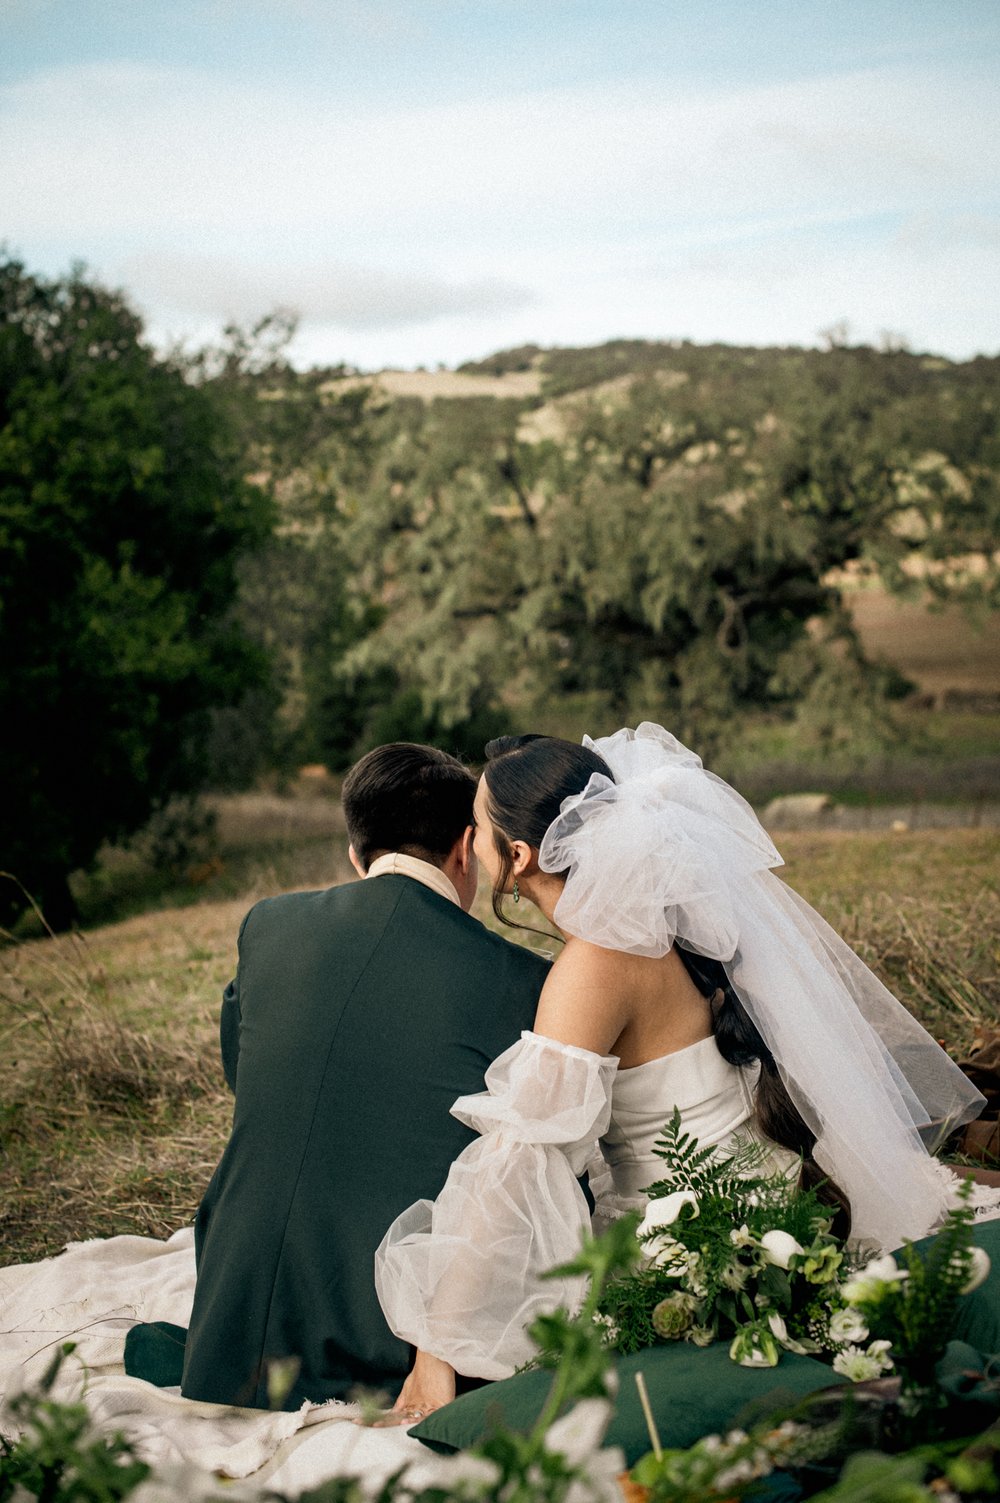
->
[1, 828, 997, 1268]
[0, 904, 239, 1264]
[846, 585, 1000, 697]
[780, 829, 999, 1051]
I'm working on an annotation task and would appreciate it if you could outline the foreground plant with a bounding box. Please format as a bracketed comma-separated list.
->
[629, 1411, 1000, 1503]
[0, 1344, 150, 1503]
[840, 1180, 988, 1421]
[629, 1415, 839, 1503]
[1, 1220, 639, 1503]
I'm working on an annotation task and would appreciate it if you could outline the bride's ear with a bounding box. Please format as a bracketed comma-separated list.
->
[510, 839, 535, 877]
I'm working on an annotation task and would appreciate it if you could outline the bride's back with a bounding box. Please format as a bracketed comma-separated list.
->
[534, 934, 714, 1068]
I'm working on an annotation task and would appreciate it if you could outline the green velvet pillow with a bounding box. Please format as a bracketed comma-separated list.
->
[410, 1342, 838, 1465]
[413, 1222, 1000, 1465]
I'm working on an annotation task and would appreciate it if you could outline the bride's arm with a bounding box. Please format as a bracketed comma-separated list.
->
[375, 1030, 618, 1380]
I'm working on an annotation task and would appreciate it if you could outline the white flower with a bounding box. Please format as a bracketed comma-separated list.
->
[759, 1230, 804, 1269]
[643, 1233, 683, 1271]
[544, 1397, 614, 1465]
[638, 1191, 699, 1236]
[592, 1312, 621, 1344]
[842, 1254, 909, 1304]
[832, 1348, 880, 1382]
[638, 1192, 700, 1267]
[729, 1328, 780, 1368]
[832, 1339, 895, 1383]
[737, 1344, 775, 1369]
[867, 1254, 909, 1282]
[685, 1251, 709, 1297]
[715, 1460, 763, 1490]
[829, 1307, 869, 1344]
[959, 1246, 991, 1295]
[765, 1312, 813, 1356]
[720, 1259, 750, 1291]
[730, 1223, 755, 1248]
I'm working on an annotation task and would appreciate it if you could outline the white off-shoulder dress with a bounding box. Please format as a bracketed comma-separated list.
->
[375, 1029, 794, 1380]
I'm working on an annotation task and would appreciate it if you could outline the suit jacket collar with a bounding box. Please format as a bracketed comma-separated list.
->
[365, 852, 460, 908]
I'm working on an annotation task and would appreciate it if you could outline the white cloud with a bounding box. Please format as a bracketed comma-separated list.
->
[122, 249, 535, 328]
[2, 53, 997, 361]
[4, 58, 990, 235]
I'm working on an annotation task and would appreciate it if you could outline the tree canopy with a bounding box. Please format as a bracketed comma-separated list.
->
[330, 346, 998, 755]
[3, 270, 997, 925]
[0, 258, 271, 924]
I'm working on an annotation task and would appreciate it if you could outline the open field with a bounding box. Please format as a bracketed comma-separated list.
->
[846, 585, 1000, 698]
[2, 825, 997, 1268]
[322, 367, 543, 402]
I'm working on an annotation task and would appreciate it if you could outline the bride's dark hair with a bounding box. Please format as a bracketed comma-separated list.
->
[483, 735, 612, 925]
[675, 949, 851, 1237]
[482, 733, 851, 1236]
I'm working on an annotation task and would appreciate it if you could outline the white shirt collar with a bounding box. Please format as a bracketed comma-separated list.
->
[365, 851, 461, 908]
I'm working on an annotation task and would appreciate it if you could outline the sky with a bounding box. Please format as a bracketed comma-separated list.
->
[3, 0, 999, 371]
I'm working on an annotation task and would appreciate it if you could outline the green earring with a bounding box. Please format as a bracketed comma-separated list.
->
[513, 877, 520, 904]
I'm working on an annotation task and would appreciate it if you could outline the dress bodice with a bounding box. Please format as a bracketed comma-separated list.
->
[600, 1033, 783, 1201]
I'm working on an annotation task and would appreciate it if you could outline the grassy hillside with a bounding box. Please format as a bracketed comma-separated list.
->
[2, 820, 996, 1267]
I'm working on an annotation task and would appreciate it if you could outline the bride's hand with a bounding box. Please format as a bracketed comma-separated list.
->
[373, 1350, 456, 1427]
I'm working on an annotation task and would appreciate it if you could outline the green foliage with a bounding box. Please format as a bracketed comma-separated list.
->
[0, 1344, 150, 1501]
[0, 257, 271, 924]
[323, 342, 998, 757]
[631, 1414, 839, 1502]
[845, 1183, 980, 1417]
[2, 1216, 997, 1502]
[8, 272, 996, 919]
[171, 329, 1000, 779]
[186, 317, 380, 775]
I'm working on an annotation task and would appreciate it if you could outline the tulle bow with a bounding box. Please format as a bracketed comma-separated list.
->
[540, 722, 783, 960]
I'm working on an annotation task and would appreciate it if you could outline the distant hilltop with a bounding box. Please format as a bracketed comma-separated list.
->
[321, 334, 981, 406]
[319, 335, 992, 451]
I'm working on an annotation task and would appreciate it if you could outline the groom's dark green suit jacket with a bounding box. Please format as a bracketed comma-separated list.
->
[180, 873, 549, 1410]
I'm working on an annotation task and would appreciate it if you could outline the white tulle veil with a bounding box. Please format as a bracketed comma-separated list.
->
[538, 723, 985, 1250]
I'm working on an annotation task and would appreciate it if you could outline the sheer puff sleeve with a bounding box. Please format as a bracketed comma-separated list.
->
[375, 1031, 617, 1380]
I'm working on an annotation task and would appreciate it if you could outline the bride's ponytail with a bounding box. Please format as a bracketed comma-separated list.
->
[676, 947, 852, 1237]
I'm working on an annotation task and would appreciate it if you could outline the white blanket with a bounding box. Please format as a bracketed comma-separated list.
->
[0, 1228, 490, 1495]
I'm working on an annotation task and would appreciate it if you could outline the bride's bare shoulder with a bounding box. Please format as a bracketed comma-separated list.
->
[552, 934, 636, 981]
[550, 931, 628, 967]
[535, 937, 633, 1053]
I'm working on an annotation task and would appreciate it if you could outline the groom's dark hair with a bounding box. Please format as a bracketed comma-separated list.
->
[342, 742, 476, 870]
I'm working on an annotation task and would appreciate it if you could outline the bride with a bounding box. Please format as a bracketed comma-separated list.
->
[375, 723, 994, 1420]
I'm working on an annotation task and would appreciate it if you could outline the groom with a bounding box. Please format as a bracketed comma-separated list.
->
[179, 742, 549, 1410]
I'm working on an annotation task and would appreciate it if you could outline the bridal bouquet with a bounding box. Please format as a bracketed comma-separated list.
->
[596, 1110, 867, 1371]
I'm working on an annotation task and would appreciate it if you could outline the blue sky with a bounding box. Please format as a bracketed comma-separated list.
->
[3, 1, 999, 369]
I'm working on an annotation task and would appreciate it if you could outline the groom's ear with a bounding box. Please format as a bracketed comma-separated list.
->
[348, 844, 367, 879]
[457, 824, 475, 872]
